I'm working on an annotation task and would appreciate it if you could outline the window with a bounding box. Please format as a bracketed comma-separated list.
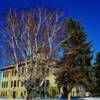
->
[3, 72, 5, 78]
[7, 71, 9, 77]
[4, 82, 5, 88]
[12, 70, 14, 76]
[1, 92, 2, 96]
[1, 91, 7, 97]
[21, 92, 23, 97]
[4, 71, 6, 77]
[14, 80, 16, 87]
[24, 91, 26, 95]
[21, 82, 23, 87]
[5, 92, 7, 96]
[2, 82, 4, 88]
[11, 81, 13, 87]
[13, 91, 16, 98]
[2, 82, 8, 88]
[17, 80, 20, 87]
[4, 71, 9, 77]
[6, 82, 8, 88]
[14, 70, 17, 76]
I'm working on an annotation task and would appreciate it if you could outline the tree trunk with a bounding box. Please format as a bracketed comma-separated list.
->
[67, 92, 71, 100]
[62, 86, 71, 100]
[26, 91, 32, 100]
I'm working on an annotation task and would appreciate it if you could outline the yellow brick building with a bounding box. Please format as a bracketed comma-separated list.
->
[0, 64, 58, 99]
[0, 65, 27, 99]
[0, 63, 81, 99]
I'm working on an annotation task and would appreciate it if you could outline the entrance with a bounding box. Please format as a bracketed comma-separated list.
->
[13, 91, 16, 98]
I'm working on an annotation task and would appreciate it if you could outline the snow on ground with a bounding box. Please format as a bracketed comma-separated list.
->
[0, 98, 100, 100]
[79, 97, 100, 100]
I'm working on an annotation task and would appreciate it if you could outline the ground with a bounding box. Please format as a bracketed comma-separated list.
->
[0, 97, 100, 100]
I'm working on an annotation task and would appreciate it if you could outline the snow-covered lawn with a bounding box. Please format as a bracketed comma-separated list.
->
[0, 98, 100, 100]
[76, 97, 100, 100]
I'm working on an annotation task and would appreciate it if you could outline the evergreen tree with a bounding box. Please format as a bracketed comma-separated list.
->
[95, 52, 100, 95]
[56, 18, 93, 99]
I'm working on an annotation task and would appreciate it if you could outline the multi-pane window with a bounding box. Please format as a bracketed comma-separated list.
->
[2, 81, 8, 88]
[1, 91, 7, 97]
[11, 80, 20, 87]
[3, 71, 9, 78]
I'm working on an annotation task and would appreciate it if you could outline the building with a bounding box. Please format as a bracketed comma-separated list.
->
[0, 62, 83, 99]
[0, 61, 59, 99]
[0, 64, 27, 99]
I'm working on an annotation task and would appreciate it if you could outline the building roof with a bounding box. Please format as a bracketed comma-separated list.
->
[0, 66, 14, 71]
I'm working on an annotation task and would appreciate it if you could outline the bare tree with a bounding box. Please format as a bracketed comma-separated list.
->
[0, 8, 69, 99]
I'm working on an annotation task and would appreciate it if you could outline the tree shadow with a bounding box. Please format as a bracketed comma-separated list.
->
[59, 97, 85, 100]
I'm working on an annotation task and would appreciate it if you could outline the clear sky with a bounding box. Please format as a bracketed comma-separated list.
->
[0, 0, 100, 66]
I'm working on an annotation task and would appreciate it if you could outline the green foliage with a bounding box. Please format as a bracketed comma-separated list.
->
[56, 17, 93, 94]
[48, 87, 57, 98]
[95, 52, 100, 95]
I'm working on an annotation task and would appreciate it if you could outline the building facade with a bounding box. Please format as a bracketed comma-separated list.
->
[0, 63, 83, 99]
[0, 63, 59, 99]
[0, 65, 27, 99]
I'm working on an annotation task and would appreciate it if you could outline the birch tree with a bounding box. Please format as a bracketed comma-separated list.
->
[0, 8, 68, 99]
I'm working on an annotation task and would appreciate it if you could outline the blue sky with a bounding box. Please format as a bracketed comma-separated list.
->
[0, 0, 100, 66]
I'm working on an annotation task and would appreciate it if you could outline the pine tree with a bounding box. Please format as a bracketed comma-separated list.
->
[56, 18, 93, 99]
[95, 52, 100, 96]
